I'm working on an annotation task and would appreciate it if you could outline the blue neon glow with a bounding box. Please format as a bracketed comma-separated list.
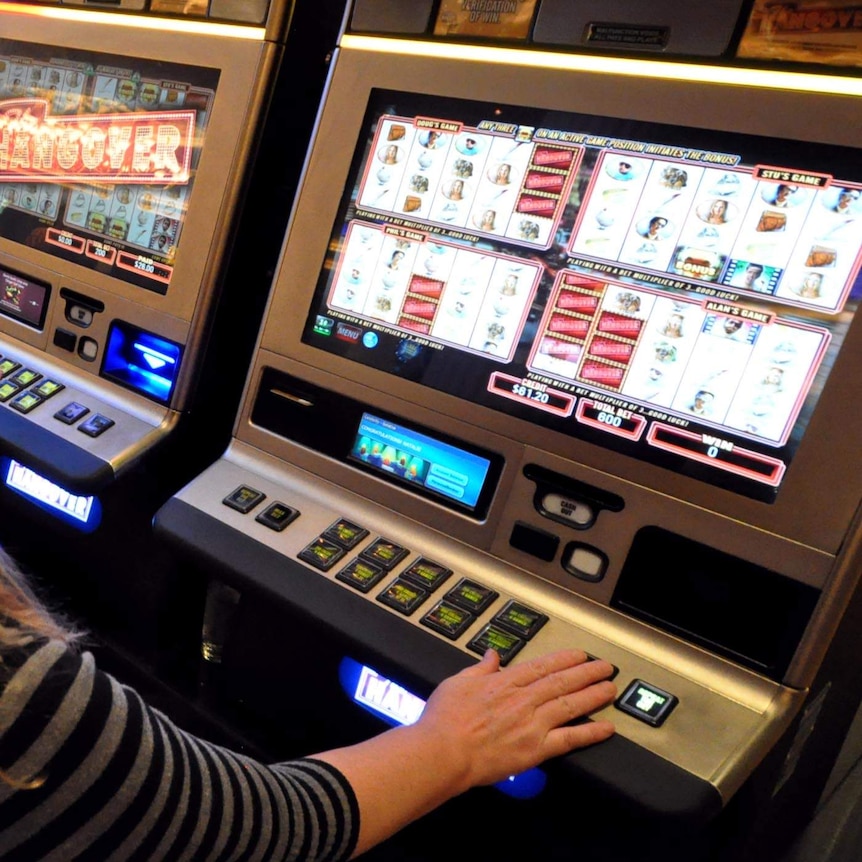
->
[338, 656, 546, 799]
[3, 459, 101, 532]
[351, 413, 490, 509]
[103, 322, 182, 404]
[135, 342, 176, 370]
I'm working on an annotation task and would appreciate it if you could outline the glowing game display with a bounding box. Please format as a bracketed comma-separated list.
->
[0, 39, 218, 295]
[303, 90, 862, 501]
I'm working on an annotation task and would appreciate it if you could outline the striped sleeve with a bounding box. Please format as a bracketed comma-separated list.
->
[0, 640, 359, 862]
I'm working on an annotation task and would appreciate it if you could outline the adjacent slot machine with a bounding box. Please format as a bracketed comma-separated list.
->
[0, 0, 345, 661]
[0, 0, 345, 518]
[154, 4, 862, 860]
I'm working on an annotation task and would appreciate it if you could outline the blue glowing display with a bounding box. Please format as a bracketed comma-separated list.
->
[102, 321, 182, 403]
[3, 459, 101, 532]
[338, 656, 546, 799]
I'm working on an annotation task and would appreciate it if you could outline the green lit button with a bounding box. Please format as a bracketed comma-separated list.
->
[323, 518, 369, 549]
[361, 538, 409, 570]
[492, 601, 548, 640]
[445, 578, 498, 614]
[10, 391, 43, 413]
[32, 379, 65, 399]
[402, 558, 452, 591]
[421, 600, 474, 639]
[336, 558, 385, 593]
[467, 624, 524, 665]
[298, 537, 345, 571]
[376, 577, 428, 615]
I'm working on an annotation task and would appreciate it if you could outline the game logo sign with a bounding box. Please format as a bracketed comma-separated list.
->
[0, 40, 217, 295]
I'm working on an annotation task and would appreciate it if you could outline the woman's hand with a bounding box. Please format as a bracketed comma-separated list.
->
[414, 648, 617, 793]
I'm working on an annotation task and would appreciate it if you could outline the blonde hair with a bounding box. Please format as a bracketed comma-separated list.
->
[0, 545, 82, 789]
[0, 545, 80, 649]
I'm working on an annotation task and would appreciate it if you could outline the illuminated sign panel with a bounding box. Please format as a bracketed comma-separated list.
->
[0, 39, 219, 295]
[0, 99, 195, 183]
[4, 459, 101, 530]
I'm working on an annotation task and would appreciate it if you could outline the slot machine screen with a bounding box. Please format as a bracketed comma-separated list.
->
[0, 38, 218, 297]
[301, 89, 862, 503]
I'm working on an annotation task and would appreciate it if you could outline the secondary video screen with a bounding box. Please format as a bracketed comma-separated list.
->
[302, 89, 862, 502]
[0, 38, 218, 296]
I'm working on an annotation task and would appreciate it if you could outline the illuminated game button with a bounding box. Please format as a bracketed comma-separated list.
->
[360, 538, 409, 570]
[377, 577, 429, 615]
[0, 381, 21, 402]
[32, 379, 65, 399]
[492, 601, 548, 640]
[298, 537, 346, 571]
[9, 368, 42, 388]
[323, 518, 369, 549]
[467, 624, 524, 665]
[445, 578, 498, 614]
[0, 359, 21, 378]
[254, 501, 299, 531]
[54, 401, 90, 424]
[222, 485, 266, 514]
[615, 679, 678, 727]
[10, 391, 43, 414]
[336, 557, 385, 593]
[78, 414, 115, 437]
[421, 600, 474, 639]
[401, 558, 453, 592]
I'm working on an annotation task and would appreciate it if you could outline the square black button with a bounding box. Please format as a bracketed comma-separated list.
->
[10, 391, 43, 414]
[323, 518, 369, 549]
[421, 600, 474, 640]
[492, 601, 548, 640]
[401, 558, 452, 592]
[0, 359, 21, 378]
[509, 521, 559, 562]
[361, 538, 409, 570]
[255, 501, 299, 531]
[54, 401, 89, 424]
[78, 414, 115, 437]
[467, 624, 524, 665]
[0, 381, 20, 402]
[615, 679, 678, 727]
[376, 577, 428, 615]
[9, 368, 41, 388]
[336, 558, 386, 593]
[32, 379, 65, 399]
[298, 537, 345, 571]
[222, 485, 266, 514]
[445, 578, 498, 614]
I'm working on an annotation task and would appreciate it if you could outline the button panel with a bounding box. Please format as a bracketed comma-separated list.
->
[217, 480, 642, 696]
[0, 347, 118, 441]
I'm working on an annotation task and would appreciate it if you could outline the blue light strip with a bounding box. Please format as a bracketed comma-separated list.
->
[3, 459, 101, 532]
[338, 656, 547, 799]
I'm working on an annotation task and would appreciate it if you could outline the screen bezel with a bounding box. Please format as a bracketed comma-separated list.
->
[251, 39, 862, 555]
[299, 88, 860, 505]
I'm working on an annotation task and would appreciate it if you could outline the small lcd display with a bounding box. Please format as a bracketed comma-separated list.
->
[0, 267, 49, 328]
[0, 38, 219, 296]
[302, 89, 862, 502]
[349, 411, 492, 510]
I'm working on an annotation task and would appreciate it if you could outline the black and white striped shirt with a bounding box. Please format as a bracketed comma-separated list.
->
[0, 638, 359, 861]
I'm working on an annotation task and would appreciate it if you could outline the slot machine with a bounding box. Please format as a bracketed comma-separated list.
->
[154, 3, 862, 860]
[0, 0, 346, 660]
